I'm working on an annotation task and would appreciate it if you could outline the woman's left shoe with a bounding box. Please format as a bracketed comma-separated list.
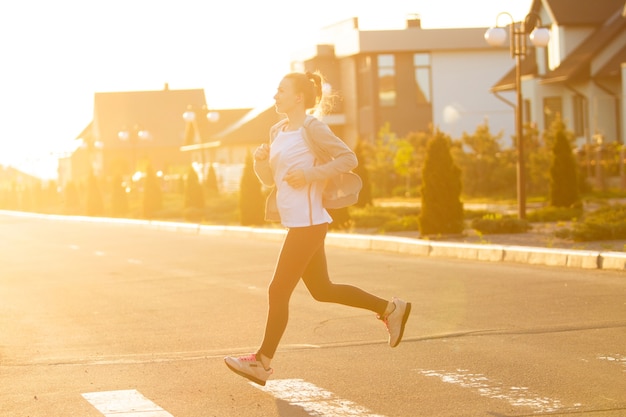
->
[224, 353, 273, 386]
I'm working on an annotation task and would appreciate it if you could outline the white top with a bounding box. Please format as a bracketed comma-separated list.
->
[270, 129, 333, 228]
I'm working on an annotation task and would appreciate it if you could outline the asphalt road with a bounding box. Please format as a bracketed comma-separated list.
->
[1, 213, 625, 417]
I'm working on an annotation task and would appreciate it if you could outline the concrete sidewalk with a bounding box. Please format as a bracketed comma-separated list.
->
[2, 210, 625, 271]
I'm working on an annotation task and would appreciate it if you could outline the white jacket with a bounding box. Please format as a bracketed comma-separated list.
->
[255, 115, 362, 222]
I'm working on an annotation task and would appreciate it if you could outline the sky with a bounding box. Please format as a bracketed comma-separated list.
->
[0, 0, 532, 179]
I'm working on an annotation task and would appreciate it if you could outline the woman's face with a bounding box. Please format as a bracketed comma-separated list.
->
[273, 77, 302, 114]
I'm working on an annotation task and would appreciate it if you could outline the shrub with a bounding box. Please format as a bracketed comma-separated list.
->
[380, 215, 420, 232]
[526, 205, 582, 222]
[471, 213, 531, 234]
[350, 205, 419, 231]
[350, 207, 397, 229]
[557, 205, 626, 241]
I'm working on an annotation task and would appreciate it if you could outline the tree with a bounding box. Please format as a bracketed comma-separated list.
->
[111, 174, 128, 217]
[365, 123, 399, 197]
[64, 180, 80, 214]
[239, 151, 265, 225]
[353, 140, 372, 207]
[454, 122, 515, 198]
[393, 138, 417, 197]
[143, 165, 162, 219]
[419, 129, 464, 235]
[547, 116, 579, 207]
[204, 163, 220, 198]
[184, 166, 205, 209]
[86, 173, 104, 216]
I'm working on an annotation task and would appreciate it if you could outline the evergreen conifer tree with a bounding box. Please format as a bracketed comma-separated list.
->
[142, 165, 162, 219]
[239, 151, 265, 225]
[64, 180, 80, 214]
[111, 174, 128, 217]
[419, 129, 464, 235]
[86, 173, 104, 216]
[184, 166, 205, 209]
[548, 117, 579, 207]
[204, 163, 220, 198]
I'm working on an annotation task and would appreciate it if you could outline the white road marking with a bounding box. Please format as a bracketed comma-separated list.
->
[82, 389, 173, 417]
[94, 251, 105, 256]
[417, 369, 566, 413]
[597, 353, 626, 371]
[254, 378, 385, 417]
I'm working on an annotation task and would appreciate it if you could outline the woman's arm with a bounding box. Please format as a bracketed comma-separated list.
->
[301, 118, 357, 183]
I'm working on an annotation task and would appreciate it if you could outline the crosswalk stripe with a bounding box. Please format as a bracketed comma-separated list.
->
[254, 378, 386, 417]
[82, 389, 173, 417]
[417, 369, 565, 413]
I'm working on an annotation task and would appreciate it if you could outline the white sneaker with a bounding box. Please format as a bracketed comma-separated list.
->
[224, 353, 273, 386]
[379, 297, 411, 347]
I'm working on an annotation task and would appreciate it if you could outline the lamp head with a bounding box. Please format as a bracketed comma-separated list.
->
[530, 27, 550, 47]
[484, 27, 507, 47]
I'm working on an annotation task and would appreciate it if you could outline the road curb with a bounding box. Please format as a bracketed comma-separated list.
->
[2, 210, 624, 271]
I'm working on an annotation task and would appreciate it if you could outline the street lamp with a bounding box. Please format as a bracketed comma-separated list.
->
[182, 105, 220, 181]
[485, 12, 549, 219]
[117, 126, 151, 181]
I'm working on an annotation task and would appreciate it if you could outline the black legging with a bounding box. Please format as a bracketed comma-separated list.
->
[258, 223, 388, 359]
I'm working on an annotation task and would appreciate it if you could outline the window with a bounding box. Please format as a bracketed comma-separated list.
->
[378, 54, 396, 107]
[572, 95, 587, 137]
[358, 55, 372, 107]
[413, 53, 431, 104]
[543, 96, 562, 129]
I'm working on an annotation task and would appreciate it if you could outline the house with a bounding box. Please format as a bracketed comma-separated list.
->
[491, 0, 625, 147]
[180, 103, 282, 192]
[289, 16, 517, 147]
[489, 0, 625, 188]
[62, 84, 235, 188]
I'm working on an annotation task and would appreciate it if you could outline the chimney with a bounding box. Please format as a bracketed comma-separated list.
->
[407, 13, 421, 29]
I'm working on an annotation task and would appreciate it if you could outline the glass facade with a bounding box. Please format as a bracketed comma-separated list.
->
[378, 54, 396, 107]
[413, 53, 431, 104]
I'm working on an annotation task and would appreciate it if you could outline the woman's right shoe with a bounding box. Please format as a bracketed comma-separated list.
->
[224, 353, 273, 386]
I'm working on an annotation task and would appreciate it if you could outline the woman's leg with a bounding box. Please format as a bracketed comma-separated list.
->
[257, 224, 327, 360]
[302, 233, 389, 316]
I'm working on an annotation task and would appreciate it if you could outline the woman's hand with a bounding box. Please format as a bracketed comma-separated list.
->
[284, 170, 306, 188]
[254, 143, 269, 161]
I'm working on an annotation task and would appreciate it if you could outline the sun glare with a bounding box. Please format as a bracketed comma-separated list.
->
[0, 0, 531, 179]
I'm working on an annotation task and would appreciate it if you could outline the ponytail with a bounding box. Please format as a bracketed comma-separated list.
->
[284, 71, 334, 115]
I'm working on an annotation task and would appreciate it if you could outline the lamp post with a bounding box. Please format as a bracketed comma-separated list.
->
[485, 12, 549, 219]
[182, 105, 220, 182]
[117, 126, 151, 181]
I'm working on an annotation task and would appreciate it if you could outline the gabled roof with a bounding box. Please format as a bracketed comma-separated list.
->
[542, 8, 626, 84]
[536, 0, 625, 26]
[595, 44, 626, 78]
[492, 0, 626, 91]
[183, 108, 251, 146]
[0, 165, 41, 185]
[91, 87, 207, 149]
[213, 103, 282, 145]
